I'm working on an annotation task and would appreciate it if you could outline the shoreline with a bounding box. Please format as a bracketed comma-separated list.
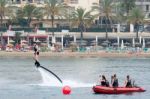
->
[0, 51, 150, 58]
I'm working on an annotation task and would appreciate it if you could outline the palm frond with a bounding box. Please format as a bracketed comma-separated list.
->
[128, 7, 144, 24]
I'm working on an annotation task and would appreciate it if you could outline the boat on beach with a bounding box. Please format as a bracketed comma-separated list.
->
[93, 85, 146, 94]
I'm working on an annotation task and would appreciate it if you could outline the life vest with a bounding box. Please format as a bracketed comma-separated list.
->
[34, 46, 37, 52]
[112, 78, 118, 87]
[101, 80, 109, 87]
[126, 79, 132, 87]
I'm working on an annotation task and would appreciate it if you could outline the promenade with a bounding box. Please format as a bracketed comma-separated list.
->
[0, 51, 150, 58]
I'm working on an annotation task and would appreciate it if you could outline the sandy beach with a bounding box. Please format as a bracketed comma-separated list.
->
[0, 51, 150, 58]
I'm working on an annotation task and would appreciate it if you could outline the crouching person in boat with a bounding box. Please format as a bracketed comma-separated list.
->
[100, 75, 109, 87]
[125, 75, 133, 87]
[111, 74, 119, 87]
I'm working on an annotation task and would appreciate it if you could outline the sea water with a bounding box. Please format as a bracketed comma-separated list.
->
[0, 57, 150, 99]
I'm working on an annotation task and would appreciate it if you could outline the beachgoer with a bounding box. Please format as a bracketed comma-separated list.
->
[100, 75, 109, 87]
[112, 74, 118, 87]
[125, 75, 132, 87]
[33, 43, 40, 66]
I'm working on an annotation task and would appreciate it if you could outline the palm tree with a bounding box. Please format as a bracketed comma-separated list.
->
[128, 7, 144, 41]
[0, 0, 11, 27]
[43, 0, 64, 40]
[16, 4, 42, 27]
[14, 32, 21, 45]
[63, 4, 72, 28]
[120, 0, 136, 16]
[70, 8, 95, 47]
[92, 0, 114, 41]
[0, 32, 3, 47]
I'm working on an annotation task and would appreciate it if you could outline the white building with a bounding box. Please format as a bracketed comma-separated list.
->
[64, 0, 99, 11]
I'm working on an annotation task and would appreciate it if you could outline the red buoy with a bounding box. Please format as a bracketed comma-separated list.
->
[62, 86, 71, 95]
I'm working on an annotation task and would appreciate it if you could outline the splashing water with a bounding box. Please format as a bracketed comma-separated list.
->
[38, 67, 62, 86]
[37, 67, 95, 87]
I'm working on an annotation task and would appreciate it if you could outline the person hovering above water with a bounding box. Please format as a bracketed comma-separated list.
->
[33, 43, 40, 67]
[112, 74, 119, 87]
[125, 75, 132, 87]
[100, 75, 109, 87]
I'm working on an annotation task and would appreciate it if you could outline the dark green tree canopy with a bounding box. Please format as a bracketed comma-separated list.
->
[120, 0, 136, 15]
[16, 4, 43, 27]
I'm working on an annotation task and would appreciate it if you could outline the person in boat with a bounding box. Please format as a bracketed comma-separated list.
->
[111, 74, 119, 87]
[100, 75, 109, 87]
[33, 43, 40, 67]
[125, 75, 132, 87]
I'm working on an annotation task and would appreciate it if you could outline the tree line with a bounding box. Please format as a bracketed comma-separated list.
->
[0, 0, 145, 44]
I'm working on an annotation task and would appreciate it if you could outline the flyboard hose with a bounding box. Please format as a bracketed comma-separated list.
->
[36, 64, 63, 83]
[34, 45, 63, 84]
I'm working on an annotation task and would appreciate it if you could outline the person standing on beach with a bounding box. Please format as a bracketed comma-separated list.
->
[33, 43, 40, 67]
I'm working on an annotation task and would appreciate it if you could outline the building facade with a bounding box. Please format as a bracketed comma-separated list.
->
[3, 0, 150, 28]
[135, 0, 150, 18]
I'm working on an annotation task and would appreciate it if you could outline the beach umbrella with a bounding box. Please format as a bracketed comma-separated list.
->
[121, 40, 124, 49]
[55, 42, 62, 46]
[7, 44, 13, 47]
[103, 40, 110, 44]
[9, 39, 15, 43]
[77, 42, 87, 46]
[112, 43, 118, 46]
[70, 42, 77, 45]
[91, 40, 97, 43]
[124, 42, 130, 46]
[21, 43, 27, 46]
[135, 42, 142, 47]
[76, 40, 87, 43]
[76, 40, 87, 46]
[101, 40, 110, 47]
[101, 43, 108, 47]
[21, 40, 28, 43]
[35, 39, 41, 43]
[101, 42, 109, 47]
[91, 42, 97, 46]
[90, 40, 97, 45]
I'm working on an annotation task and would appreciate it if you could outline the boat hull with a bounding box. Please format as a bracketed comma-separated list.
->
[93, 85, 145, 94]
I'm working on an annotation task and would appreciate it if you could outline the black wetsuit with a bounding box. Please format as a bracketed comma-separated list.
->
[35, 60, 40, 67]
[101, 80, 109, 87]
[126, 79, 132, 87]
[101, 80, 106, 86]
[34, 45, 40, 67]
[112, 78, 118, 87]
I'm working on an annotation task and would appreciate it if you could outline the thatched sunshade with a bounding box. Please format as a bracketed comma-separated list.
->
[9, 39, 15, 43]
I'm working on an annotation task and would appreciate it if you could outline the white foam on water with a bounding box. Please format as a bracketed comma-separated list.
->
[38, 67, 62, 86]
[38, 67, 95, 88]
[62, 80, 95, 88]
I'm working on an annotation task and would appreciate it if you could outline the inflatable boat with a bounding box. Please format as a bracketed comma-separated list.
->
[93, 85, 145, 94]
